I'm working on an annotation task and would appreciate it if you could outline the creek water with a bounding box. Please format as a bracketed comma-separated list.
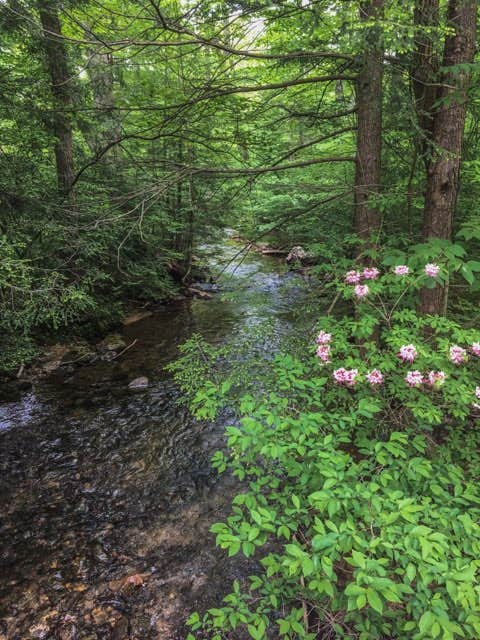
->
[0, 238, 314, 640]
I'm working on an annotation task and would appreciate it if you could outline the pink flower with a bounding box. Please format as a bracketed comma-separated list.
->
[471, 343, 480, 357]
[427, 371, 446, 387]
[394, 265, 409, 276]
[366, 369, 384, 386]
[363, 267, 380, 280]
[344, 369, 359, 386]
[405, 371, 424, 387]
[398, 344, 417, 363]
[354, 284, 369, 299]
[333, 368, 359, 387]
[316, 331, 332, 345]
[345, 270, 361, 284]
[316, 344, 331, 363]
[424, 263, 440, 278]
[449, 345, 467, 365]
[476, 387, 480, 400]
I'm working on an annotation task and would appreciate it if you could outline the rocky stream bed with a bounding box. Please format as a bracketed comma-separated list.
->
[0, 239, 314, 640]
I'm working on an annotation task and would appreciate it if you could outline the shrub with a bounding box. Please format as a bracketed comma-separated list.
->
[180, 254, 480, 640]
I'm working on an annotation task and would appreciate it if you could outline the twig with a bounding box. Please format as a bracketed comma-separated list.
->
[327, 291, 341, 316]
[111, 339, 138, 360]
[60, 353, 93, 366]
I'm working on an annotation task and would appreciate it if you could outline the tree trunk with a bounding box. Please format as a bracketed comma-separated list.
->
[419, 0, 477, 315]
[38, 0, 75, 196]
[354, 0, 384, 248]
[411, 0, 440, 166]
[85, 39, 121, 161]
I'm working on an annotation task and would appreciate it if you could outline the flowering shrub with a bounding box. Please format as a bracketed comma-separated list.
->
[179, 257, 480, 640]
[313, 262, 480, 426]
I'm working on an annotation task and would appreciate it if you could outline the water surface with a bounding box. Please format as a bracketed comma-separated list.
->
[0, 239, 313, 639]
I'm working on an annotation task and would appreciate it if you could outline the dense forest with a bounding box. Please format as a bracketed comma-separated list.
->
[2, 0, 479, 372]
[1, 0, 480, 639]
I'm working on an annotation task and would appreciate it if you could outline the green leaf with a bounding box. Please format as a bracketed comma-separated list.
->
[366, 588, 383, 614]
[419, 611, 435, 635]
[345, 583, 365, 597]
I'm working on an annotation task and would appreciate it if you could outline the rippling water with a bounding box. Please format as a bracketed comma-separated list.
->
[0, 238, 313, 639]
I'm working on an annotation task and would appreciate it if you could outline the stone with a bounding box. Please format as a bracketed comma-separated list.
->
[187, 287, 213, 299]
[286, 245, 308, 263]
[60, 343, 96, 365]
[97, 334, 126, 353]
[91, 607, 109, 625]
[128, 377, 149, 390]
[112, 616, 129, 639]
[122, 311, 152, 326]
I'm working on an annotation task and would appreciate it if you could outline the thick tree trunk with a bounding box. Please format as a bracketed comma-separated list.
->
[411, 0, 440, 165]
[38, 0, 75, 196]
[419, 0, 477, 315]
[354, 0, 384, 247]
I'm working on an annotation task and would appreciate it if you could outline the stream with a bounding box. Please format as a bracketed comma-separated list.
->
[0, 237, 314, 640]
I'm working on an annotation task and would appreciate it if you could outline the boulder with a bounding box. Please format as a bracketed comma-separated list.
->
[286, 245, 308, 263]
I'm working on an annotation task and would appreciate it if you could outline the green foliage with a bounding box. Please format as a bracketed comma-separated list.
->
[1, 0, 480, 372]
[178, 257, 480, 640]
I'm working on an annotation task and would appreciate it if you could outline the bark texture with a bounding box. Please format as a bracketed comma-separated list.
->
[420, 0, 477, 315]
[38, 0, 75, 195]
[354, 0, 384, 246]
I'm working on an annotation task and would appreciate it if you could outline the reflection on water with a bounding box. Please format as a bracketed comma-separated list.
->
[0, 239, 313, 639]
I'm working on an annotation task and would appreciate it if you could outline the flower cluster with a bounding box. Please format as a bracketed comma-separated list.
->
[366, 369, 384, 386]
[405, 370, 446, 388]
[316, 268, 479, 407]
[316, 331, 332, 363]
[450, 345, 468, 365]
[472, 343, 480, 357]
[333, 368, 359, 387]
[315, 331, 478, 398]
[474, 387, 480, 411]
[424, 263, 441, 278]
[398, 344, 417, 363]
[363, 267, 380, 280]
[427, 371, 446, 387]
[342, 261, 442, 302]
[316, 345, 331, 363]
[345, 270, 361, 284]
[343, 267, 380, 300]
[316, 331, 332, 344]
[333, 368, 385, 388]
[394, 265, 409, 276]
[354, 284, 369, 299]
[393, 262, 441, 278]
[405, 371, 424, 388]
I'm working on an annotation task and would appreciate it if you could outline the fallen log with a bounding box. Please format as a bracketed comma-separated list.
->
[261, 248, 289, 256]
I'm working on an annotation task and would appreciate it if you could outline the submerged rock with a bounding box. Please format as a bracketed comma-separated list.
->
[187, 287, 213, 299]
[122, 310, 153, 326]
[60, 343, 96, 366]
[97, 334, 126, 353]
[128, 376, 149, 390]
